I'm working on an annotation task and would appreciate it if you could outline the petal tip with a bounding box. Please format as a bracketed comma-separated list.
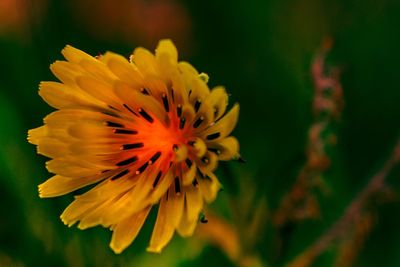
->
[38, 183, 47, 198]
[156, 39, 178, 62]
[109, 242, 124, 254]
[146, 246, 162, 254]
[62, 45, 93, 63]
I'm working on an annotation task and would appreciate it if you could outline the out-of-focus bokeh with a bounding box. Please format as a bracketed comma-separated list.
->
[1, 0, 400, 266]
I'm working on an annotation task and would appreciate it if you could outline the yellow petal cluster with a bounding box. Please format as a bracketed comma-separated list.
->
[28, 40, 240, 253]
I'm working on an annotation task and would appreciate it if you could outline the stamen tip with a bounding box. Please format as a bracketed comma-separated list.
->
[237, 155, 246, 163]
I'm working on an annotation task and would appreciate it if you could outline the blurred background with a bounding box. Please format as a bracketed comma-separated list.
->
[1, 0, 400, 266]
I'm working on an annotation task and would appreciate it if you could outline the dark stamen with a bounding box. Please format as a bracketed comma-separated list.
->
[185, 158, 192, 168]
[136, 162, 148, 174]
[122, 142, 144, 150]
[193, 116, 204, 128]
[179, 117, 186, 129]
[153, 171, 162, 188]
[213, 107, 218, 118]
[200, 215, 208, 224]
[201, 157, 209, 164]
[188, 140, 195, 146]
[177, 105, 182, 117]
[114, 129, 138, 135]
[106, 121, 124, 128]
[150, 151, 161, 164]
[206, 132, 220, 140]
[111, 169, 129, 180]
[197, 168, 205, 178]
[102, 110, 120, 118]
[194, 99, 201, 112]
[116, 156, 138, 166]
[162, 93, 169, 112]
[204, 175, 212, 181]
[208, 147, 221, 155]
[170, 89, 175, 102]
[174, 177, 181, 194]
[237, 155, 246, 163]
[108, 105, 119, 111]
[138, 108, 154, 123]
[192, 178, 199, 187]
[123, 104, 138, 116]
[188, 89, 192, 97]
[140, 88, 150, 95]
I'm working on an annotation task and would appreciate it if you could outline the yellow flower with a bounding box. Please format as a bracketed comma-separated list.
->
[28, 40, 240, 254]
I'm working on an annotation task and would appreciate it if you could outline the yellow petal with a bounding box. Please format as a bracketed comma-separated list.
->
[79, 59, 116, 84]
[110, 205, 152, 254]
[205, 86, 229, 120]
[74, 176, 136, 203]
[77, 197, 115, 229]
[185, 184, 203, 224]
[44, 109, 84, 126]
[50, 60, 83, 86]
[198, 172, 221, 203]
[182, 161, 196, 186]
[188, 137, 207, 158]
[176, 208, 197, 237]
[147, 194, 175, 253]
[105, 170, 158, 222]
[99, 174, 161, 227]
[202, 103, 239, 140]
[27, 126, 49, 145]
[62, 177, 137, 228]
[189, 76, 210, 104]
[67, 122, 114, 140]
[176, 185, 203, 237]
[141, 76, 168, 98]
[104, 52, 144, 86]
[178, 62, 199, 78]
[165, 186, 185, 228]
[192, 100, 214, 132]
[173, 145, 188, 163]
[131, 47, 158, 76]
[62, 45, 94, 63]
[77, 186, 143, 229]
[196, 151, 218, 174]
[169, 69, 189, 105]
[37, 137, 69, 158]
[69, 141, 122, 156]
[45, 109, 127, 128]
[45, 158, 98, 178]
[156, 39, 178, 81]
[156, 39, 178, 64]
[75, 76, 121, 108]
[207, 136, 240, 161]
[114, 82, 167, 124]
[180, 104, 196, 130]
[39, 174, 106, 198]
[149, 168, 175, 204]
[39, 81, 99, 109]
[61, 198, 100, 227]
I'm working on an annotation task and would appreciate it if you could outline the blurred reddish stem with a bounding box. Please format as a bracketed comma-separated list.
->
[274, 38, 343, 227]
[286, 138, 400, 267]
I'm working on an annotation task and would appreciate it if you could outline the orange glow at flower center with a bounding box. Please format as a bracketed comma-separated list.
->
[132, 111, 190, 168]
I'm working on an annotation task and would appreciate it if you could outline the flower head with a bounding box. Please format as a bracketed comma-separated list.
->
[28, 40, 240, 253]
